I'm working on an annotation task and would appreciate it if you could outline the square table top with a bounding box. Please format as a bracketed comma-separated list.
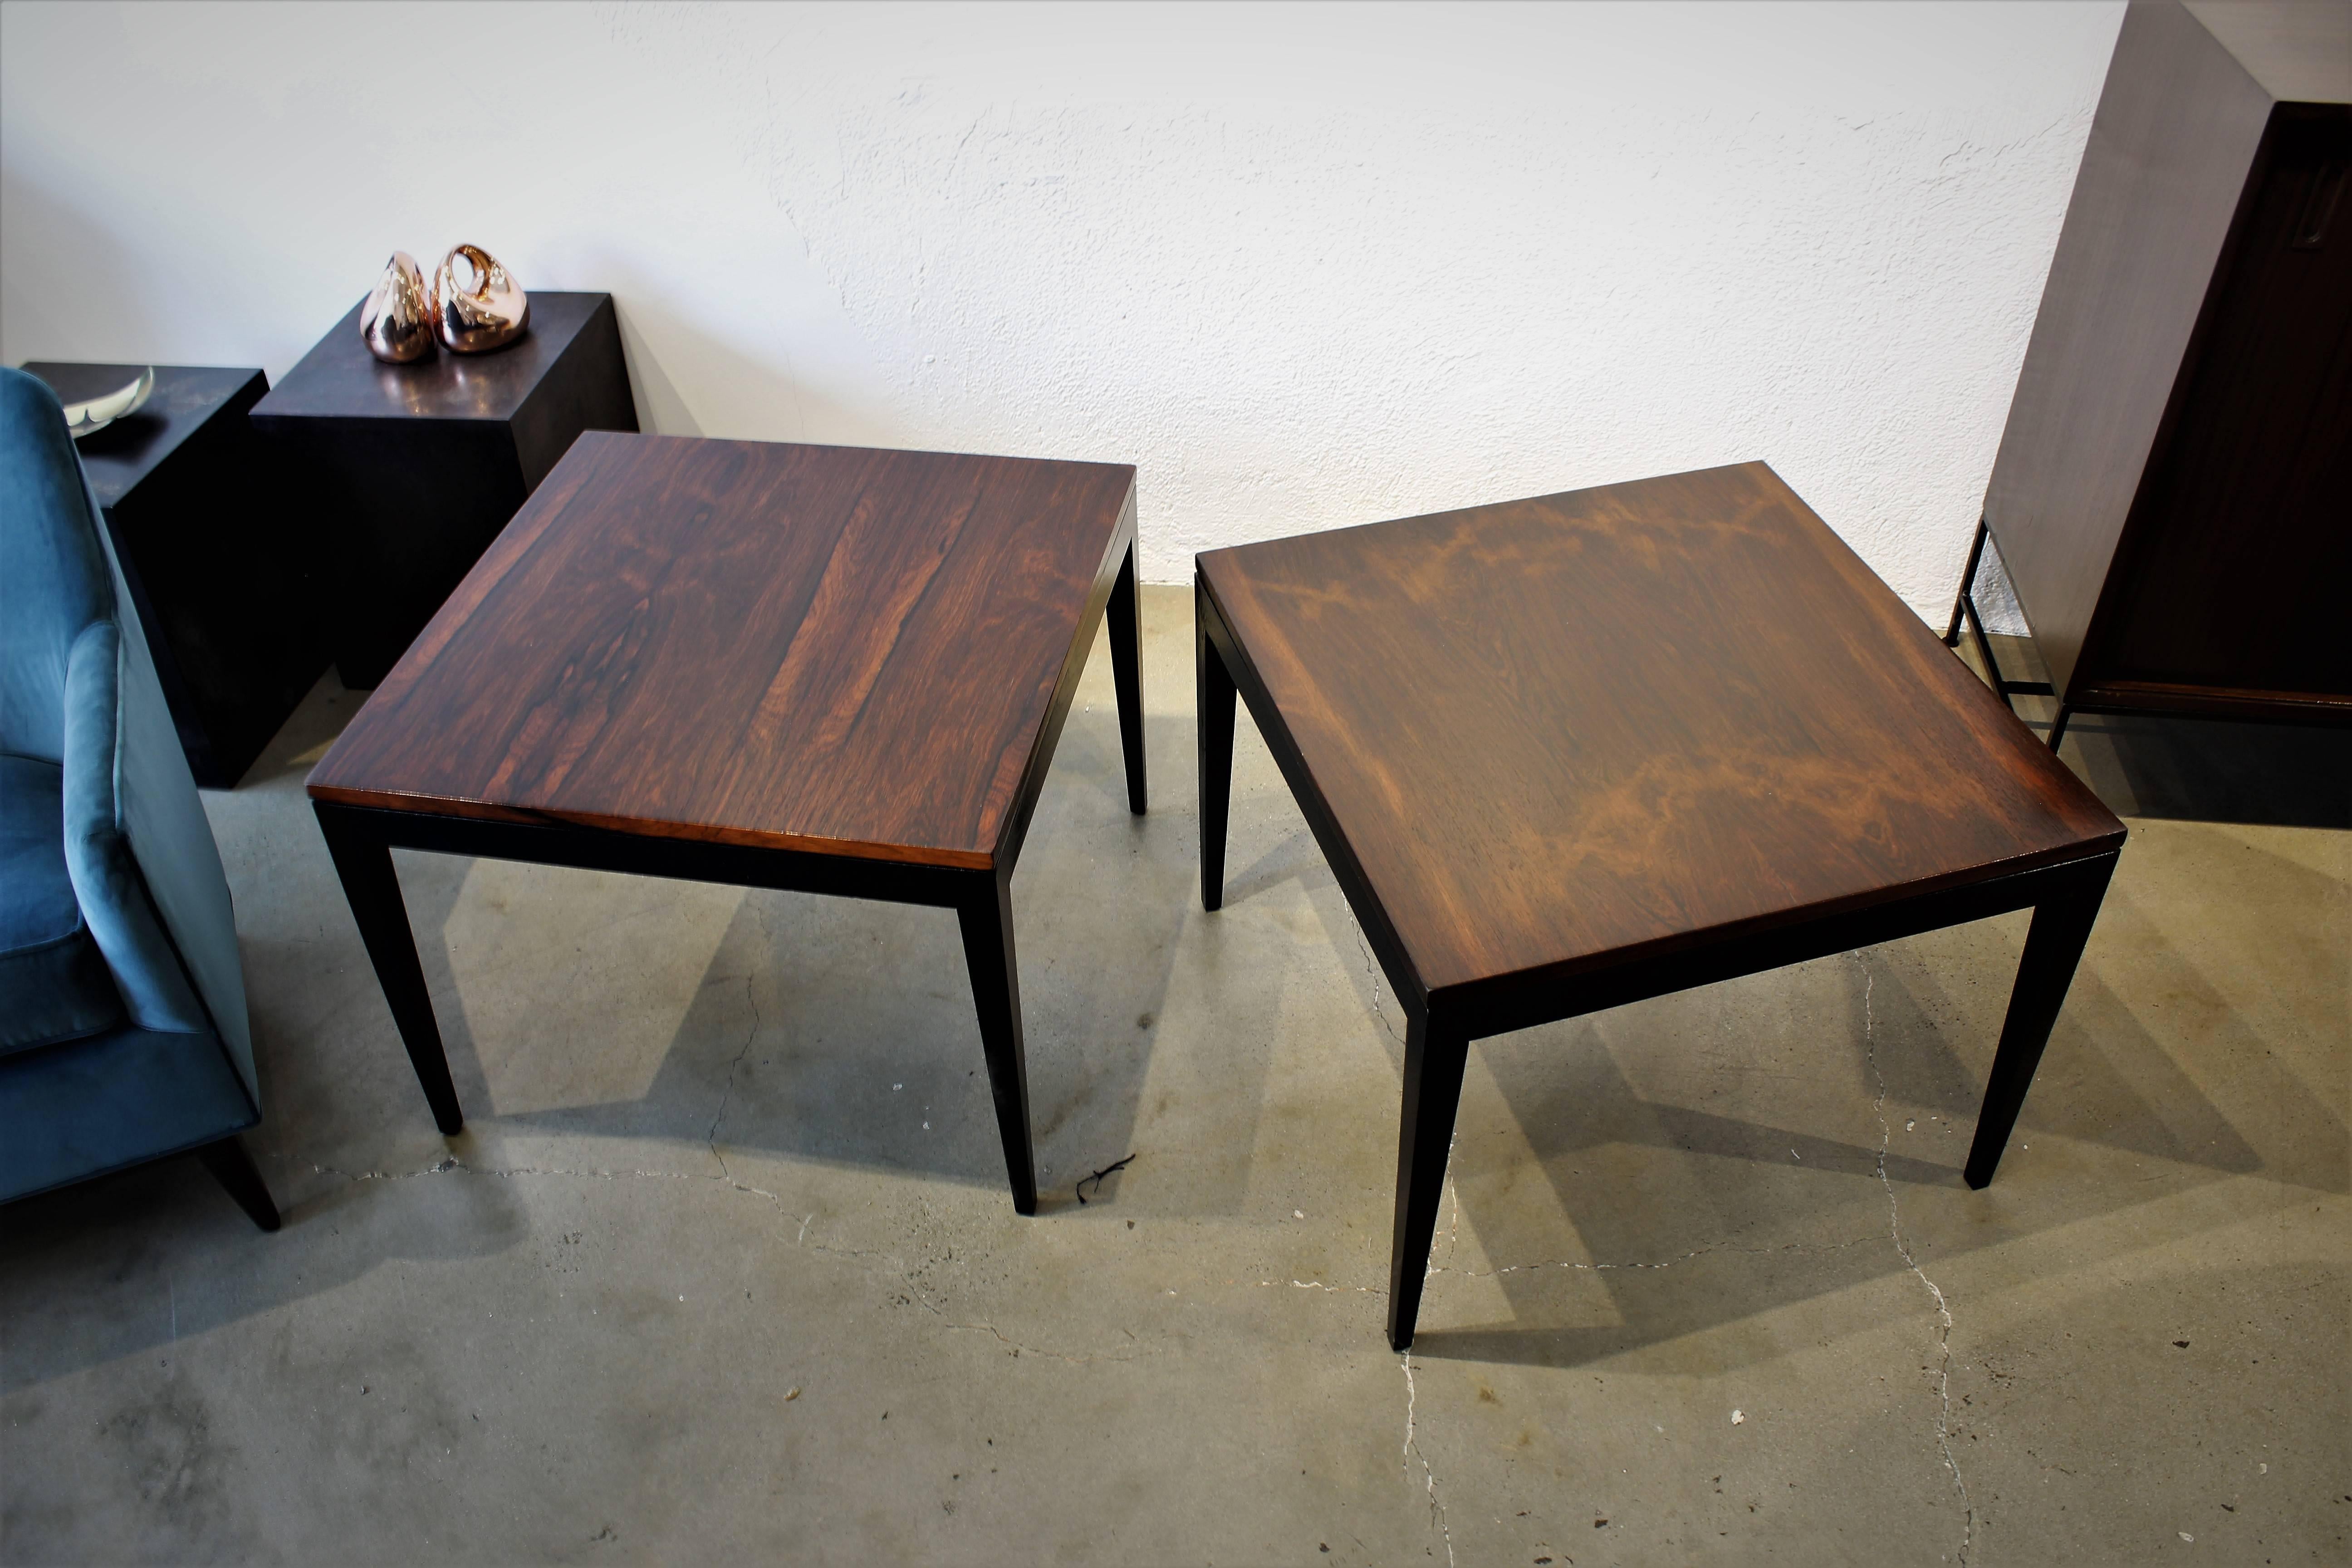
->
[1199, 461, 2125, 996]
[308, 431, 1137, 868]
[22, 363, 263, 507]
[251, 292, 612, 426]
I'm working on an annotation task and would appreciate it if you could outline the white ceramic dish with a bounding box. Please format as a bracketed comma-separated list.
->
[63, 366, 155, 439]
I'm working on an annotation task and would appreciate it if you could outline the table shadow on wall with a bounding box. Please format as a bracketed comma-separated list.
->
[599, 275, 899, 452]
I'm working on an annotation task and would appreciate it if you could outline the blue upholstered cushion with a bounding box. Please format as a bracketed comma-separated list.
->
[59, 616, 211, 1037]
[0, 752, 124, 1051]
[0, 1021, 256, 1203]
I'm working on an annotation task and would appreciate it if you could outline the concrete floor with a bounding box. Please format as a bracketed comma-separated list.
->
[3, 593, 2346, 1566]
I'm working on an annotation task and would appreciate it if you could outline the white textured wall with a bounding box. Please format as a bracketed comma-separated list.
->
[1, 1, 2117, 619]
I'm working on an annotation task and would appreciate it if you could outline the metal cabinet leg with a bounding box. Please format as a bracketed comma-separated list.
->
[1944, 518, 1989, 648]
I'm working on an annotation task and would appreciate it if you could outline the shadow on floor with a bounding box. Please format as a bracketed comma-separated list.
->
[386, 707, 1194, 1203]
[0, 653, 1192, 1391]
[1963, 632, 2351, 830]
[1210, 684, 2305, 1372]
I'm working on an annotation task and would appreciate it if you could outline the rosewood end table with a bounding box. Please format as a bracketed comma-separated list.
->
[1195, 462, 2125, 1349]
[309, 432, 1145, 1214]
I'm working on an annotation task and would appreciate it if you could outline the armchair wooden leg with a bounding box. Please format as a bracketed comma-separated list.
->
[199, 1136, 281, 1231]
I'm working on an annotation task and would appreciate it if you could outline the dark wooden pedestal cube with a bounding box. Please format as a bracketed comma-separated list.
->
[250, 292, 638, 688]
[26, 363, 324, 788]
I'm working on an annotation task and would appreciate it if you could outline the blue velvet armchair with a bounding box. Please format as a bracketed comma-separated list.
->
[1, 366, 278, 1228]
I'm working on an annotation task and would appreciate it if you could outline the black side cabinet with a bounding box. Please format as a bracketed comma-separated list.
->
[249, 292, 638, 688]
[1960, 0, 2350, 742]
[25, 363, 325, 788]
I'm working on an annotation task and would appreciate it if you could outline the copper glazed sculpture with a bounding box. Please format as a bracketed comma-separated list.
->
[359, 251, 436, 364]
[431, 243, 529, 354]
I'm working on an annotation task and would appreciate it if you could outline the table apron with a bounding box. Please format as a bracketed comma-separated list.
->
[312, 802, 995, 907]
[1430, 853, 2120, 1042]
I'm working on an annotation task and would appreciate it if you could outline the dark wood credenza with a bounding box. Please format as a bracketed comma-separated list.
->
[1951, 0, 2350, 744]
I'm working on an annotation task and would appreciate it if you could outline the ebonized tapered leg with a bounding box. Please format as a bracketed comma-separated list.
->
[314, 804, 465, 1135]
[1197, 580, 1237, 912]
[2046, 705, 2074, 750]
[1108, 541, 1148, 815]
[1944, 518, 1989, 647]
[957, 872, 1039, 1215]
[1963, 855, 2116, 1188]
[198, 1137, 282, 1232]
[1386, 1010, 1470, 1351]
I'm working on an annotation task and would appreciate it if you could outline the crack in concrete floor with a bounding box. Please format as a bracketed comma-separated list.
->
[1343, 906, 1978, 1566]
[1238, 1228, 1896, 1302]
[1400, 1351, 1456, 1568]
[1256, 1278, 1386, 1295]
[1348, 910, 1405, 1048]
[1429, 1232, 1885, 1280]
[1858, 949, 1976, 1567]
[704, 970, 762, 1179]
[15, 593, 2342, 1564]
[1326, 906, 1996, 1563]
[1208, 903, 1994, 1564]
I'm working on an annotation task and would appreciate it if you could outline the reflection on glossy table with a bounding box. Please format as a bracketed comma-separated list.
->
[1195, 462, 2126, 1348]
[309, 432, 1146, 1215]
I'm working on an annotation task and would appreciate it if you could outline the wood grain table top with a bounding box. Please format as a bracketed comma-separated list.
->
[309, 432, 1137, 868]
[1200, 461, 2125, 995]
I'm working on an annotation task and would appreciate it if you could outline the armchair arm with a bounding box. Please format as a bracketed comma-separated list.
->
[60, 619, 209, 1035]
[98, 495, 258, 1097]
